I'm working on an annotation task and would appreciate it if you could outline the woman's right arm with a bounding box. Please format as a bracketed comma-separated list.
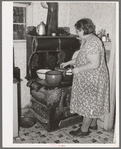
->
[60, 59, 76, 68]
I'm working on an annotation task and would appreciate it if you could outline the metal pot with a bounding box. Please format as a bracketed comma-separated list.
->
[46, 71, 63, 86]
[55, 67, 72, 77]
[54, 67, 73, 82]
[36, 21, 46, 35]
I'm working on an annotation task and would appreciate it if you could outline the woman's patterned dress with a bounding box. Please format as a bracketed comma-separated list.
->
[70, 34, 110, 118]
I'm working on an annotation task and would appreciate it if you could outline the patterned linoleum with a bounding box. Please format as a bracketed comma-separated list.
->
[13, 119, 114, 144]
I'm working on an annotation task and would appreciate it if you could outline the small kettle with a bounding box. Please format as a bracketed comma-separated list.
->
[36, 21, 46, 35]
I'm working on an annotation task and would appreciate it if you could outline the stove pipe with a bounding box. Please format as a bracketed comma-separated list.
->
[46, 2, 58, 36]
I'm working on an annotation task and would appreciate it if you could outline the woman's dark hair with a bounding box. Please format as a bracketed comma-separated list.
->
[75, 18, 96, 35]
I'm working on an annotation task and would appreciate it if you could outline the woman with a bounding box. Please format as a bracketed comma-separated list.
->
[60, 18, 110, 136]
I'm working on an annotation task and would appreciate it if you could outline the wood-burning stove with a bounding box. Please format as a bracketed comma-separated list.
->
[26, 34, 83, 131]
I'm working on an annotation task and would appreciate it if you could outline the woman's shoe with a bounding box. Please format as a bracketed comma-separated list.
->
[89, 125, 97, 130]
[69, 128, 90, 137]
[69, 128, 81, 136]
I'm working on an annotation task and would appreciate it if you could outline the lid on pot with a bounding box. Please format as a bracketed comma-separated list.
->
[46, 70, 63, 75]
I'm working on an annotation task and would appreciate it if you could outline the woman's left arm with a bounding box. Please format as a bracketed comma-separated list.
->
[72, 51, 100, 74]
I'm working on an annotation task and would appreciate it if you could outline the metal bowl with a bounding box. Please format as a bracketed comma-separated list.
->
[20, 117, 37, 128]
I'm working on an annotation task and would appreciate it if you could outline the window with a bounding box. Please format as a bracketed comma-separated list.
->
[13, 3, 27, 40]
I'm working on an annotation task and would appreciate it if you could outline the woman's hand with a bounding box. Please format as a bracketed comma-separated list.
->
[60, 62, 68, 68]
[72, 67, 80, 74]
[60, 59, 76, 68]
[76, 36, 82, 40]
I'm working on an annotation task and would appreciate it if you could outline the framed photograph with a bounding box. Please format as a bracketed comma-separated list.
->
[2, 1, 119, 148]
